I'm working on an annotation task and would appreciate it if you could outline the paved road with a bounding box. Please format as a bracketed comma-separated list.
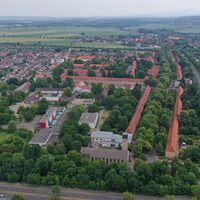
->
[181, 53, 200, 85]
[0, 182, 191, 200]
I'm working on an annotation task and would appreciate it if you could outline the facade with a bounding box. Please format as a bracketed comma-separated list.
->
[79, 113, 99, 129]
[39, 107, 57, 129]
[81, 147, 130, 164]
[91, 131, 122, 147]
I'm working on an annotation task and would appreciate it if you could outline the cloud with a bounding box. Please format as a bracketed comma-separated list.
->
[0, 0, 199, 17]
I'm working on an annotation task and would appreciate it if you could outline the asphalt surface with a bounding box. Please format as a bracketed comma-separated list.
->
[0, 182, 192, 200]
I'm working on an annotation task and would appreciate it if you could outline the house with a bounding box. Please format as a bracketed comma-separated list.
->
[81, 147, 130, 164]
[91, 131, 122, 147]
[61, 76, 145, 88]
[39, 107, 57, 129]
[39, 88, 64, 102]
[79, 113, 99, 129]
[73, 82, 92, 93]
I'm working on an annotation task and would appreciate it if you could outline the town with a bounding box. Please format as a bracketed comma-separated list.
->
[0, 15, 200, 200]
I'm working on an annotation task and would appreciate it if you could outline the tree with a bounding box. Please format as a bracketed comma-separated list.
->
[11, 194, 24, 200]
[165, 195, 175, 200]
[123, 192, 133, 200]
[35, 78, 48, 88]
[67, 69, 74, 76]
[8, 120, 17, 133]
[37, 98, 49, 114]
[64, 87, 72, 97]
[51, 185, 61, 200]
[63, 78, 73, 89]
[192, 185, 200, 200]
[88, 103, 99, 113]
[87, 69, 96, 77]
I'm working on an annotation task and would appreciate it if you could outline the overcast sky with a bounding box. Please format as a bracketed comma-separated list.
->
[0, 0, 200, 17]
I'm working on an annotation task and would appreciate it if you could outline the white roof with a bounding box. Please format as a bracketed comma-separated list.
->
[91, 131, 113, 139]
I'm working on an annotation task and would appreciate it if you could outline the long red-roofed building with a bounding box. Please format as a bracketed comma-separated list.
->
[125, 85, 151, 135]
[61, 75, 145, 88]
[129, 61, 137, 76]
[74, 64, 85, 68]
[166, 86, 184, 159]
[176, 64, 183, 81]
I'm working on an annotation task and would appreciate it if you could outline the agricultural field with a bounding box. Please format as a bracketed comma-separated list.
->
[0, 26, 130, 36]
[0, 26, 129, 48]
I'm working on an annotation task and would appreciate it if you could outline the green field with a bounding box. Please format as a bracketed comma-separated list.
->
[0, 26, 129, 36]
[0, 26, 129, 48]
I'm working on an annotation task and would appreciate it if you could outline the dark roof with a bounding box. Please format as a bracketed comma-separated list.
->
[81, 147, 129, 162]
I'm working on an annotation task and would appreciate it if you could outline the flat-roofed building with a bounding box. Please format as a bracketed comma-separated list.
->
[79, 113, 99, 129]
[29, 107, 66, 148]
[81, 147, 130, 164]
[91, 131, 122, 147]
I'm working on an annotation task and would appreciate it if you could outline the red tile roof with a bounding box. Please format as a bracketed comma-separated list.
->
[125, 85, 151, 134]
[74, 64, 84, 68]
[74, 82, 92, 90]
[166, 86, 184, 159]
[36, 73, 44, 79]
[129, 61, 137, 76]
[147, 65, 159, 77]
[176, 64, 183, 80]
[78, 55, 96, 60]
[61, 75, 145, 87]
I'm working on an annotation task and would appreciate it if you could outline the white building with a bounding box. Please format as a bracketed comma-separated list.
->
[91, 131, 122, 147]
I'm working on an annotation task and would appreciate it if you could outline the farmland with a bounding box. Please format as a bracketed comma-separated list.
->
[0, 26, 129, 48]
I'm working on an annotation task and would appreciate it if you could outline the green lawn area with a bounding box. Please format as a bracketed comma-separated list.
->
[0, 132, 12, 142]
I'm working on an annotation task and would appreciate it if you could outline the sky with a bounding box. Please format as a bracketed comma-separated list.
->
[0, 0, 200, 17]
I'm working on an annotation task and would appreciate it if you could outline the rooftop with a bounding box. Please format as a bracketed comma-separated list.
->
[79, 112, 99, 124]
[81, 147, 129, 161]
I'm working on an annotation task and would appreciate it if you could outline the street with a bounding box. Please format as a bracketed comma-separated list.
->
[0, 182, 191, 200]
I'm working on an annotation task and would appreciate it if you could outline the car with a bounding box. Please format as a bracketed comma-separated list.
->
[0, 194, 4, 197]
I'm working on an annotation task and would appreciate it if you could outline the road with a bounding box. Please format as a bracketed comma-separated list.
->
[0, 182, 191, 200]
[181, 53, 200, 85]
